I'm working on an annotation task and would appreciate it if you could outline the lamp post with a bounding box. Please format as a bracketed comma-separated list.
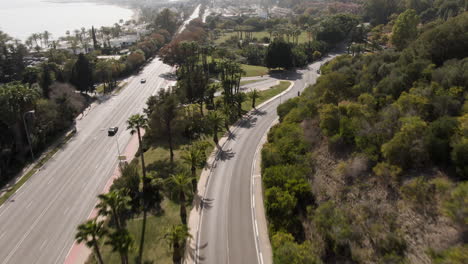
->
[23, 110, 35, 160]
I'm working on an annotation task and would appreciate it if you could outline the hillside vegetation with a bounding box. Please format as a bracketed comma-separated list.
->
[262, 12, 468, 264]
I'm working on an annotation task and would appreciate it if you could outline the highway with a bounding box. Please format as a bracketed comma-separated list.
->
[0, 58, 174, 264]
[196, 56, 337, 264]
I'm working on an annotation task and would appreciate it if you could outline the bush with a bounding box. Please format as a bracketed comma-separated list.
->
[319, 104, 340, 137]
[277, 97, 299, 122]
[271, 232, 322, 264]
[442, 182, 468, 226]
[381, 116, 429, 168]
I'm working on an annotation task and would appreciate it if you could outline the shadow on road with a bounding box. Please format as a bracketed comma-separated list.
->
[252, 109, 267, 116]
[186, 240, 207, 263]
[217, 148, 235, 161]
[237, 116, 257, 129]
[227, 130, 237, 141]
[193, 194, 214, 211]
[269, 69, 304, 81]
[159, 72, 177, 81]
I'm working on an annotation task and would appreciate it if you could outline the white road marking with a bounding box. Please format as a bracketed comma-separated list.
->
[40, 239, 48, 250]
[26, 201, 33, 209]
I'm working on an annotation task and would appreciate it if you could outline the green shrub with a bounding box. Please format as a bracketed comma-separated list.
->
[442, 182, 468, 226]
[271, 232, 322, 264]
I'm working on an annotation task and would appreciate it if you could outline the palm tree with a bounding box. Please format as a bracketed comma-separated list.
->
[167, 173, 193, 225]
[165, 225, 191, 264]
[181, 146, 206, 193]
[43, 31, 50, 47]
[207, 111, 224, 146]
[249, 89, 260, 109]
[126, 114, 148, 264]
[96, 190, 131, 230]
[105, 229, 133, 264]
[75, 219, 108, 264]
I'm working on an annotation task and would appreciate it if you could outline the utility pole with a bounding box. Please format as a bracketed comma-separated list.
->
[23, 110, 35, 160]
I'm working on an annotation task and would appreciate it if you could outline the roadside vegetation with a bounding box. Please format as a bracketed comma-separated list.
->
[0, 7, 183, 192]
[81, 6, 291, 262]
[261, 2, 468, 263]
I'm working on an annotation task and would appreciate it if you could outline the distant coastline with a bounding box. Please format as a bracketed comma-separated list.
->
[0, 0, 136, 42]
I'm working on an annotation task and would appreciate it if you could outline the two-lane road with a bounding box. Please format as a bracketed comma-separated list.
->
[197, 56, 337, 264]
[0, 58, 174, 264]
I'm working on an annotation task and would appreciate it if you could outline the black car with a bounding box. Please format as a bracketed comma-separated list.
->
[108, 127, 118, 136]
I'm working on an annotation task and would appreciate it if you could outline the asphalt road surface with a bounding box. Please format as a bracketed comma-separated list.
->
[0, 58, 174, 264]
[197, 56, 337, 264]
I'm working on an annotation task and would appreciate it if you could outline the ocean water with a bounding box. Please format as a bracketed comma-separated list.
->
[0, 0, 134, 42]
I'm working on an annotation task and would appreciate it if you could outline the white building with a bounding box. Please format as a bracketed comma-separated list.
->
[109, 34, 139, 48]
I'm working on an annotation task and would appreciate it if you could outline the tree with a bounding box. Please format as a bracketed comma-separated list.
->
[146, 89, 180, 164]
[207, 111, 224, 146]
[96, 190, 131, 231]
[167, 173, 193, 225]
[181, 144, 206, 193]
[165, 225, 191, 264]
[91, 26, 99, 50]
[39, 64, 53, 98]
[71, 54, 93, 93]
[105, 229, 133, 264]
[75, 219, 108, 264]
[391, 9, 420, 50]
[155, 8, 179, 35]
[364, 0, 400, 25]
[95, 60, 113, 93]
[265, 39, 293, 69]
[249, 89, 260, 109]
[126, 114, 148, 263]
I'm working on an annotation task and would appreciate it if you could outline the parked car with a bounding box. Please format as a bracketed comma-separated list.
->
[108, 127, 118, 136]
[140, 78, 146, 83]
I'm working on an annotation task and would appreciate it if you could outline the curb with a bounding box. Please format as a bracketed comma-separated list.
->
[250, 118, 279, 264]
[186, 80, 295, 264]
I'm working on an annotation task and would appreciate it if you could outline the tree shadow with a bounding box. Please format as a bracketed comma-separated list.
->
[217, 148, 235, 161]
[186, 239, 207, 263]
[193, 194, 214, 211]
[237, 116, 257, 129]
[95, 94, 112, 104]
[251, 109, 267, 116]
[159, 72, 177, 81]
[227, 130, 237, 141]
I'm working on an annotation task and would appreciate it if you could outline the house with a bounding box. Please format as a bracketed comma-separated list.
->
[109, 34, 139, 49]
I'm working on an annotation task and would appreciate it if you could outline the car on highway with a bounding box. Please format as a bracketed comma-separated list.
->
[140, 78, 146, 83]
[108, 126, 118, 136]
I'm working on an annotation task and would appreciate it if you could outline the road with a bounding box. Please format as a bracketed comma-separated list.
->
[196, 55, 337, 264]
[0, 58, 174, 264]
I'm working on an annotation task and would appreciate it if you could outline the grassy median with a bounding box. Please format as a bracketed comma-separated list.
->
[88, 80, 291, 263]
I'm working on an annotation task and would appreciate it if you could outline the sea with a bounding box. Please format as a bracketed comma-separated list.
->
[0, 0, 134, 42]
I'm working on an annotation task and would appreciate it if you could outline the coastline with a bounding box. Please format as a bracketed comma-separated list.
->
[0, 0, 138, 42]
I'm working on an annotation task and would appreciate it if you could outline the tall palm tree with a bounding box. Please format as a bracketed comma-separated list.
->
[167, 173, 193, 225]
[126, 114, 148, 264]
[75, 219, 108, 264]
[96, 190, 131, 230]
[249, 89, 260, 109]
[207, 111, 224, 146]
[43, 31, 50, 47]
[165, 225, 191, 264]
[105, 229, 133, 264]
[181, 146, 206, 193]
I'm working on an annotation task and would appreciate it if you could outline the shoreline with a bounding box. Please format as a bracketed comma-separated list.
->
[0, 0, 139, 42]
